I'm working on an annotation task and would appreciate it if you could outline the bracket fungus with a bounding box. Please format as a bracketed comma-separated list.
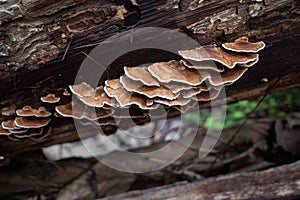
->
[124, 66, 160, 86]
[222, 37, 266, 53]
[105, 79, 159, 109]
[0, 37, 265, 138]
[178, 45, 259, 69]
[16, 106, 51, 117]
[69, 82, 95, 97]
[14, 117, 51, 129]
[119, 76, 179, 100]
[148, 60, 211, 86]
[41, 93, 60, 103]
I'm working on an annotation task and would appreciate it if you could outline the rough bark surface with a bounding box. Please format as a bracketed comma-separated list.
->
[101, 160, 300, 200]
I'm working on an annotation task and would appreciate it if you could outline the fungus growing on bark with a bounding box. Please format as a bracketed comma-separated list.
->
[154, 97, 191, 106]
[124, 66, 160, 86]
[0, 125, 10, 135]
[105, 79, 159, 109]
[208, 67, 248, 86]
[79, 86, 115, 108]
[119, 76, 179, 100]
[16, 106, 36, 117]
[13, 128, 43, 138]
[14, 117, 51, 129]
[69, 82, 94, 97]
[182, 84, 211, 98]
[35, 107, 51, 117]
[1, 120, 19, 130]
[41, 93, 60, 103]
[192, 87, 223, 101]
[16, 106, 51, 117]
[8, 128, 29, 134]
[148, 60, 211, 86]
[178, 45, 259, 68]
[222, 37, 266, 53]
[63, 88, 71, 96]
[181, 59, 225, 72]
[55, 101, 114, 120]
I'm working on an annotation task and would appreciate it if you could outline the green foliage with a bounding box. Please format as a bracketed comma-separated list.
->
[184, 87, 300, 130]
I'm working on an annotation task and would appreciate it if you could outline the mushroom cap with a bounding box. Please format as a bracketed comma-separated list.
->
[78, 86, 115, 108]
[16, 106, 36, 117]
[207, 67, 248, 86]
[222, 37, 266, 53]
[180, 59, 225, 72]
[0, 125, 11, 135]
[178, 45, 259, 68]
[124, 66, 160, 86]
[40, 93, 60, 103]
[63, 88, 71, 96]
[69, 82, 95, 97]
[162, 82, 192, 93]
[8, 128, 29, 134]
[148, 60, 211, 86]
[35, 107, 52, 117]
[104, 79, 159, 109]
[14, 117, 51, 128]
[182, 84, 211, 98]
[1, 120, 20, 130]
[119, 76, 179, 100]
[55, 101, 114, 120]
[16, 106, 51, 117]
[154, 96, 191, 106]
[192, 86, 223, 101]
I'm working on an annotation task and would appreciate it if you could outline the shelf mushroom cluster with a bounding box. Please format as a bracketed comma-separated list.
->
[0, 106, 52, 140]
[0, 37, 265, 138]
[54, 37, 265, 134]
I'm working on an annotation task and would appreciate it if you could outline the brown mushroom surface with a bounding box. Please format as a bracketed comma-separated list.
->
[120, 76, 179, 100]
[40, 93, 60, 103]
[124, 66, 160, 86]
[69, 82, 95, 97]
[222, 37, 266, 53]
[14, 117, 51, 128]
[179, 45, 258, 68]
[148, 60, 211, 86]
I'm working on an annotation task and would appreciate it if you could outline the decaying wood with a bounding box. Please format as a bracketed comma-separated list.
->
[0, 0, 299, 156]
[101, 160, 300, 200]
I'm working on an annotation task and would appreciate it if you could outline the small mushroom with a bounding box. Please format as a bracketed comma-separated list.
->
[104, 79, 159, 109]
[16, 106, 36, 117]
[63, 88, 71, 96]
[1, 120, 20, 130]
[1, 104, 16, 116]
[148, 60, 211, 86]
[69, 82, 95, 97]
[119, 76, 179, 100]
[55, 101, 114, 120]
[178, 45, 259, 69]
[222, 37, 266, 53]
[14, 117, 51, 129]
[35, 107, 52, 117]
[124, 66, 160, 86]
[40, 93, 60, 103]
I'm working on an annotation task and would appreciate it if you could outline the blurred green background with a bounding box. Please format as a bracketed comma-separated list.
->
[184, 87, 300, 129]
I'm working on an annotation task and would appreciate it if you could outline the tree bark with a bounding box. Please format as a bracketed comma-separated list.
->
[0, 0, 299, 156]
[101, 160, 300, 200]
